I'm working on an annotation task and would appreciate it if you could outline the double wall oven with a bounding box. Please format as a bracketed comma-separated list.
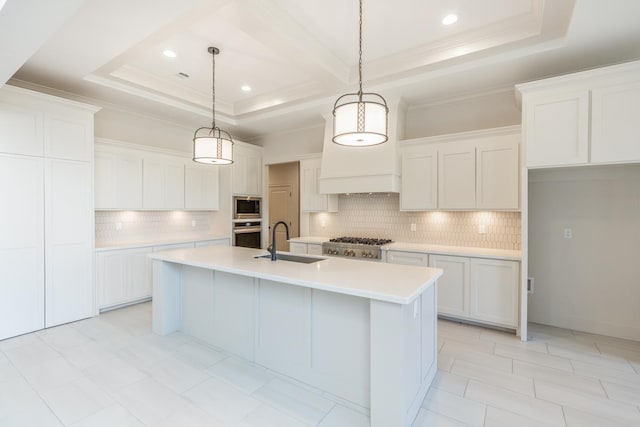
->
[232, 196, 262, 248]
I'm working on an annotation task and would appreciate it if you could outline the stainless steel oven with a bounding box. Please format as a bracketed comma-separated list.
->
[232, 219, 262, 249]
[234, 196, 261, 219]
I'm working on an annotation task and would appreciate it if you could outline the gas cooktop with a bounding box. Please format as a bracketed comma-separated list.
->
[322, 237, 392, 260]
[328, 237, 393, 246]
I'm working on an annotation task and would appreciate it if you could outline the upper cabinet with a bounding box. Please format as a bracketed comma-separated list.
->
[517, 60, 640, 168]
[95, 139, 220, 211]
[233, 143, 263, 196]
[300, 156, 338, 212]
[400, 126, 520, 211]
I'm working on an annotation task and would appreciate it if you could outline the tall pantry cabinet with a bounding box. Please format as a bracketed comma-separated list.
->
[0, 85, 99, 340]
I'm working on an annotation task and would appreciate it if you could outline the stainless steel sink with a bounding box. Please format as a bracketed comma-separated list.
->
[254, 253, 326, 264]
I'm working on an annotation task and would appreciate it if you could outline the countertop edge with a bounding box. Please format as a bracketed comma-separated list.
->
[95, 235, 231, 252]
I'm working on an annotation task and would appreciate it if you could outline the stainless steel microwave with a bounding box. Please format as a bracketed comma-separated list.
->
[233, 196, 261, 219]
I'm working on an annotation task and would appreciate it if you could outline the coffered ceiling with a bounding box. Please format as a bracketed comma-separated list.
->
[5, 0, 640, 140]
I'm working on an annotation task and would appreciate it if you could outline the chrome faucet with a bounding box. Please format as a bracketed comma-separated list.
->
[268, 220, 290, 261]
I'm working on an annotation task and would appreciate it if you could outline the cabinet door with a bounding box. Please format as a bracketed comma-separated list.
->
[476, 140, 519, 209]
[245, 151, 262, 196]
[289, 242, 308, 254]
[44, 112, 93, 161]
[386, 250, 429, 266]
[438, 144, 475, 209]
[0, 155, 45, 340]
[124, 248, 152, 301]
[0, 103, 43, 156]
[469, 258, 519, 327]
[165, 162, 185, 209]
[430, 255, 469, 318]
[300, 159, 319, 212]
[185, 164, 219, 210]
[523, 90, 589, 167]
[591, 80, 640, 163]
[233, 145, 262, 196]
[45, 159, 93, 327]
[95, 151, 143, 210]
[143, 159, 165, 209]
[401, 146, 438, 210]
[307, 243, 323, 256]
[95, 151, 116, 209]
[232, 149, 247, 195]
[96, 251, 125, 308]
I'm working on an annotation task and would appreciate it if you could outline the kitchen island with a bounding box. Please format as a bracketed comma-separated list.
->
[150, 246, 442, 427]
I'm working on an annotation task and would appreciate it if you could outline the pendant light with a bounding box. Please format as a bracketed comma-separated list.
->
[332, 0, 388, 146]
[193, 47, 234, 164]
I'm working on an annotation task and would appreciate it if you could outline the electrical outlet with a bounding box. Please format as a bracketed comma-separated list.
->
[410, 223, 417, 232]
[478, 224, 487, 234]
[564, 228, 572, 239]
[527, 277, 535, 293]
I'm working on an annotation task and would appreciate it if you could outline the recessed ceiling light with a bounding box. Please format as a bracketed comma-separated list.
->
[442, 14, 458, 26]
[241, 85, 252, 92]
[163, 49, 177, 58]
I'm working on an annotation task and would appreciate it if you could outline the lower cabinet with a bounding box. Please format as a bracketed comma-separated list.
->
[289, 242, 323, 255]
[387, 249, 520, 328]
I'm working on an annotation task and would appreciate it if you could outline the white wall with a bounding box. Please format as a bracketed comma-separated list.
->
[528, 164, 640, 341]
[257, 124, 324, 165]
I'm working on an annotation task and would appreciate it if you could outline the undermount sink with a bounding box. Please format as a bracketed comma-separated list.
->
[254, 253, 326, 264]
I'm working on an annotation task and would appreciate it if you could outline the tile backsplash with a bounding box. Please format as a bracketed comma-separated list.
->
[96, 211, 213, 245]
[309, 193, 521, 250]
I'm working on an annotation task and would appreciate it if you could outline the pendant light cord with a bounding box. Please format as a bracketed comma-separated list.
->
[358, 0, 363, 100]
[211, 49, 216, 130]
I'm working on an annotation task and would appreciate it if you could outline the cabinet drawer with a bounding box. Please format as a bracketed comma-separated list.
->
[307, 243, 323, 255]
[289, 242, 307, 254]
[386, 250, 429, 266]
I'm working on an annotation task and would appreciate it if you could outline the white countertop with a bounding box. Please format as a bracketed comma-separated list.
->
[149, 246, 442, 305]
[288, 236, 330, 244]
[95, 235, 230, 251]
[381, 242, 521, 261]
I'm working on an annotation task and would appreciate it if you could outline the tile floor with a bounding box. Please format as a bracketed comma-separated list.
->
[1, 302, 639, 426]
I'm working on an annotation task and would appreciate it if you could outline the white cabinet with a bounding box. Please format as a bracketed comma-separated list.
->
[143, 157, 185, 210]
[0, 85, 98, 337]
[289, 242, 323, 255]
[522, 90, 590, 168]
[438, 143, 476, 209]
[385, 250, 429, 266]
[476, 140, 519, 209]
[430, 255, 470, 318]
[300, 157, 338, 212]
[96, 247, 153, 310]
[469, 258, 519, 327]
[233, 143, 262, 196]
[45, 160, 94, 327]
[400, 126, 520, 211]
[0, 155, 45, 340]
[185, 163, 219, 210]
[307, 243, 323, 255]
[95, 148, 143, 209]
[518, 60, 640, 168]
[591, 80, 640, 163]
[400, 145, 437, 210]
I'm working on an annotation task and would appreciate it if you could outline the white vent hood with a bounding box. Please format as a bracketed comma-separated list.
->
[319, 98, 405, 194]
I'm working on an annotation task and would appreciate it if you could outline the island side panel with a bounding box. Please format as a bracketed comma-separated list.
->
[370, 285, 437, 427]
[152, 259, 182, 335]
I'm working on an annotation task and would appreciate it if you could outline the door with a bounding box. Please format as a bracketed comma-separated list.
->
[269, 185, 294, 251]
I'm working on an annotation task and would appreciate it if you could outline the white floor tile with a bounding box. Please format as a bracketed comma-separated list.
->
[431, 370, 469, 396]
[0, 377, 46, 418]
[57, 341, 117, 370]
[441, 336, 496, 355]
[116, 337, 172, 370]
[171, 341, 227, 369]
[423, 388, 486, 427]
[208, 356, 274, 394]
[83, 356, 147, 392]
[152, 402, 228, 427]
[71, 316, 132, 343]
[38, 324, 94, 351]
[0, 331, 40, 351]
[252, 378, 335, 426]
[451, 359, 534, 396]
[563, 406, 639, 427]
[479, 328, 549, 354]
[534, 379, 640, 425]
[484, 406, 558, 427]
[114, 377, 191, 426]
[570, 359, 640, 388]
[464, 380, 565, 427]
[3, 338, 60, 371]
[495, 343, 573, 371]
[513, 360, 607, 397]
[19, 357, 83, 392]
[183, 377, 261, 425]
[600, 379, 640, 406]
[69, 404, 144, 427]
[441, 341, 512, 373]
[146, 355, 211, 393]
[39, 377, 114, 425]
[0, 401, 63, 427]
[548, 344, 636, 372]
[412, 408, 474, 426]
[317, 404, 370, 427]
[0, 359, 21, 383]
[237, 403, 308, 427]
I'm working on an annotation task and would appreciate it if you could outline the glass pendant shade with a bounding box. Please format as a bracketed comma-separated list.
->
[193, 127, 233, 165]
[333, 93, 388, 146]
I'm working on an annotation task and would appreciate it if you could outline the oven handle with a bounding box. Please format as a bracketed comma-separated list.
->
[233, 227, 262, 234]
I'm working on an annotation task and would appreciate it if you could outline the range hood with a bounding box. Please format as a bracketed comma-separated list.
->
[319, 98, 405, 194]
